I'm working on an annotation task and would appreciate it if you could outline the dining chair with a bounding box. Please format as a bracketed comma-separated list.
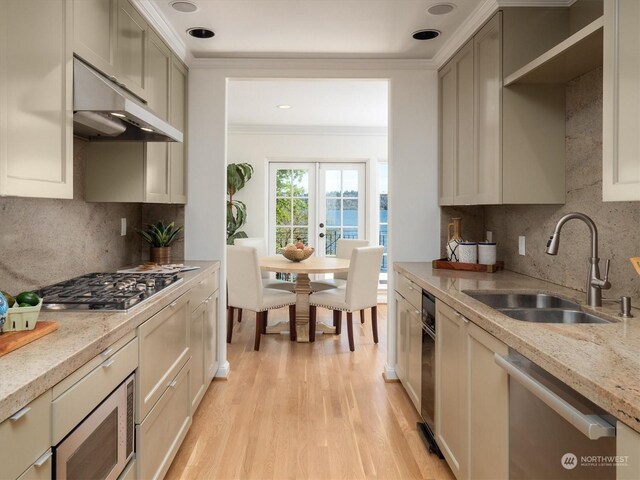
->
[233, 237, 296, 324]
[309, 246, 384, 351]
[227, 245, 297, 350]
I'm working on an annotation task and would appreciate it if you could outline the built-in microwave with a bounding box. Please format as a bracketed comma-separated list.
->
[54, 374, 135, 480]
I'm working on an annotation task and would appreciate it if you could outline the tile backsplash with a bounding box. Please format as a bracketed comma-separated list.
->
[442, 67, 640, 306]
[0, 138, 185, 293]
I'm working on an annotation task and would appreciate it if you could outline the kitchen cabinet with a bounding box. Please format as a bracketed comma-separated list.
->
[169, 57, 188, 204]
[0, 0, 73, 199]
[146, 29, 171, 121]
[435, 299, 508, 480]
[617, 421, 640, 479]
[394, 273, 422, 412]
[190, 301, 207, 412]
[0, 390, 52, 480]
[73, 0, 118, 78]
[115, 0, 147, 100]
[15, 451, 52, 480]
[603, 0, 640, 201]
[438, 10, 566, 206]
[204, 290, 220, 382]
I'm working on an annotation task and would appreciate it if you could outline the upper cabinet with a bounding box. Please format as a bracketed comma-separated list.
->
[73, 0, 118, 79]
[169, 57, 188, 204]
[115, 0, 147, 100]
[0, 0, 73, 199]
[603, 0, 640, 201]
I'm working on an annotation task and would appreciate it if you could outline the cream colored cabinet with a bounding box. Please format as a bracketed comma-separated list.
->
[453, 41, 476, 205]
[435, 300, 508, 480]
[169, 57, 188, 204]
[439, 59, 456, 206]
[0, 0, 73, 199]
[406, 305, 422, 411]
[116, 0, 146, 100]
[73, 0, 117, 78]
[190, 301, 207, 412]
[16, 451, 52, 480]
[617, 421, 640, 479]
[204, 291, 220, 382]
[137, 359, 192, 480]
[146, 29, 171, 121]
[603, 0, 640, 201]
[0, 390, 52, 480]
[395, 294, 408, 383]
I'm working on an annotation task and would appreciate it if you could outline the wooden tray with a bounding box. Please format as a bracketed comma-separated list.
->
[432, 259, 504, 273]
[0, 321, 58, 357]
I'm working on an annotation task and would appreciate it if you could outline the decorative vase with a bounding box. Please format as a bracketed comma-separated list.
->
[446, 218, 463, 262]
[150, 247, 172, 265]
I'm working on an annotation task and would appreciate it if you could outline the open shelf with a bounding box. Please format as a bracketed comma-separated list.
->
[504, 16, 604, 86]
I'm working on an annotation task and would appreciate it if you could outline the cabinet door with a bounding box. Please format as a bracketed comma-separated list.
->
[146, 29, 170, 120]
[73, 0, 117, 78]
[473, 12, 502, 205]
[435, 301, 467, 479]
[0, 0, 73, 199]
[453, 41, 475, 205]
[394, 294, 408, 383]
[169, 57, 187, 204]
[603, 0, 640, 201]
[16, 451, 52, 480]
[466, 322, 508, 480]
[145, 143, 170, 203]
[116, 0, 146, 100]
[190, 301, 206, 413]
[406, 305, 422, 412]
[439, 59, 456, 206]
[204, 291, 219, 383]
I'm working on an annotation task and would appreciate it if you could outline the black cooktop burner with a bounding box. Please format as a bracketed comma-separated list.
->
[37, 272, 183, 312]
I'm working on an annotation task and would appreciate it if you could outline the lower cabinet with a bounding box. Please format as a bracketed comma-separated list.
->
[137, 359, 192, 480]
[394, 288, 422, 412]
[190, 301, 207, 412]
[16, 451, 52, 480]
[435, 299, 508, 480]
[204, 290, 220, 383]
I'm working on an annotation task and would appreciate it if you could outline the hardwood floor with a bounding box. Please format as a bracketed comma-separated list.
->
[166, 305, 454, 480]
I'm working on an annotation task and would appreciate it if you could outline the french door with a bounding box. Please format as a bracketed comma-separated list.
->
[269, 162, 366, 256]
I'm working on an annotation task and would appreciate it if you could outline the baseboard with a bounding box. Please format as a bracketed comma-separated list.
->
[382, 364, 399, 382]
[215, 360, 230, 379]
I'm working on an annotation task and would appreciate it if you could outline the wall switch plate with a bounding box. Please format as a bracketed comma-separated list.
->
[486, 231, 494, 242]
[120, 218, 127, 236]
[518, 236, 526, 256]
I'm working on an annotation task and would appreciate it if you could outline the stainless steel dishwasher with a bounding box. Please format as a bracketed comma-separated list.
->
[496, 351, 617, 480]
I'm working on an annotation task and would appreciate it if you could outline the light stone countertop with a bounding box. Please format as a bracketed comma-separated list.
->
[0, 260, 220, 424]
[394, 262, 640, 433]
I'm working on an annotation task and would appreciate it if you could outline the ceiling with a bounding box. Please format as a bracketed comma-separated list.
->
[227, 79, 389, 128]
[149, 0, 483, 59]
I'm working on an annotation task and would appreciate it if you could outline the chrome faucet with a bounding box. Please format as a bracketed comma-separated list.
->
[545, 212, 611, 307]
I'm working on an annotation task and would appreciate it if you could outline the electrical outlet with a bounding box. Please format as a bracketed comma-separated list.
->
[518, 236, 526, 256]
[120, 218, 127, 236]
[486, 231, 494, 242]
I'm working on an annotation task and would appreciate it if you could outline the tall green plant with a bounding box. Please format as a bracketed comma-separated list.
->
[227, 163, 254, 245]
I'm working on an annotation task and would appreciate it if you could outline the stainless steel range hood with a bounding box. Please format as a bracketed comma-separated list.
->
[73, 58, 183, 142]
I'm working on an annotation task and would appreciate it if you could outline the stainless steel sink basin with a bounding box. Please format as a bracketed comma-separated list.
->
[496, 308, 610, 324]
[464, 292, 580, 310]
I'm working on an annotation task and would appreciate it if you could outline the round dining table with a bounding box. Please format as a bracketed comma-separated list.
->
[260, 255, 350, 342]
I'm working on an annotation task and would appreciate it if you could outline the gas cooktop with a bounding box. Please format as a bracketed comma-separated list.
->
[37, 272, 183, 312]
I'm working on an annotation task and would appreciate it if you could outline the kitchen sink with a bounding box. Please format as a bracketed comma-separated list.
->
[463, 292, 580, 310]
[496, 308, 610, 324]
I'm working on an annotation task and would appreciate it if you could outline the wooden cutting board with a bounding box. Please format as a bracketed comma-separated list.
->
[0, 321, 58, 357]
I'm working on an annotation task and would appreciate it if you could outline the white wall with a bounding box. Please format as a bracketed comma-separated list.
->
[187, 60, 439, 379]
[227, 130, 387, 243]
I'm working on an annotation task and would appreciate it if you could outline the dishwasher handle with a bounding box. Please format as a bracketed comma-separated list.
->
[494, 354, 615, 440]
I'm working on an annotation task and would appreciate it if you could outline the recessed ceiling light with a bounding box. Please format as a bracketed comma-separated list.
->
[277, 105, 292, 109]
[140, 127, 154, 132]
[110, 112, 126, 118]
[412, 29, 441, 40]
[187, 27, 214, 39]
[427, 3, 456, 15]
[171, 1, 198, 13]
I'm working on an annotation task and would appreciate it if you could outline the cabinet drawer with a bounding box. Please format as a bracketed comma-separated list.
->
[189, 273, 218, 311]
[0, 391, 52, 480]
[395, 273, 422, 309]
[16, 450, 52, 480]
[52, 337, 138, 444]
[137, 359, 191, 480]
[137, 292, 190, 421]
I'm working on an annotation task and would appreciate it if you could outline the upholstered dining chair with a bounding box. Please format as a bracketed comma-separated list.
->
[309, 246, 384, 351]
[227, 245, 297, 350]
[233, 237, 295, 324]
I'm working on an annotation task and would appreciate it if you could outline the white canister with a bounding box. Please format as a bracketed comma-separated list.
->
[458, 242, 478, 264]
[478, 242, 497, 265]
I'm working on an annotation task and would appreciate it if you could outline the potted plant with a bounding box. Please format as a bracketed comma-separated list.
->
[137, 221, 184, 264]
[227, 162, 254, 245]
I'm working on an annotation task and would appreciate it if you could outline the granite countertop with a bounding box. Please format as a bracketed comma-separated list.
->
[394, 262, 640, 433]
[0, 260, 220, 424]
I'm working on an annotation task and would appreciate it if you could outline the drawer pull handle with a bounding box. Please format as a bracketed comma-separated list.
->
[34, 450, 52, 467]
[407, 284, 414, 290]
[170, 301, 177, 308]
[204, 299, 209, 304]
[414, 309, 420, 315]
[101, 359, 115, 368]
[101, 347, 113, 357]
[462, 316, 470, 324]
[199, 280, 205, 285]
[168, 380, 177, 388]
[10, 406, 31, 421]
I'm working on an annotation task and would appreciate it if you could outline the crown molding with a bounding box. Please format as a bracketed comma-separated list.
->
[130, 0, 193, 65]
[228, 124, 388, 136]
[497, 0, 576, 5]
[190, 57, 436, 71]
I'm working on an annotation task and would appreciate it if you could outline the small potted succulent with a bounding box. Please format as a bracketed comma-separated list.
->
[137, 221, 184, 265]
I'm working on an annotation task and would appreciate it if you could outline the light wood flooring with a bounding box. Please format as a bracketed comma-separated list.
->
[165, 305, 454, 480]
